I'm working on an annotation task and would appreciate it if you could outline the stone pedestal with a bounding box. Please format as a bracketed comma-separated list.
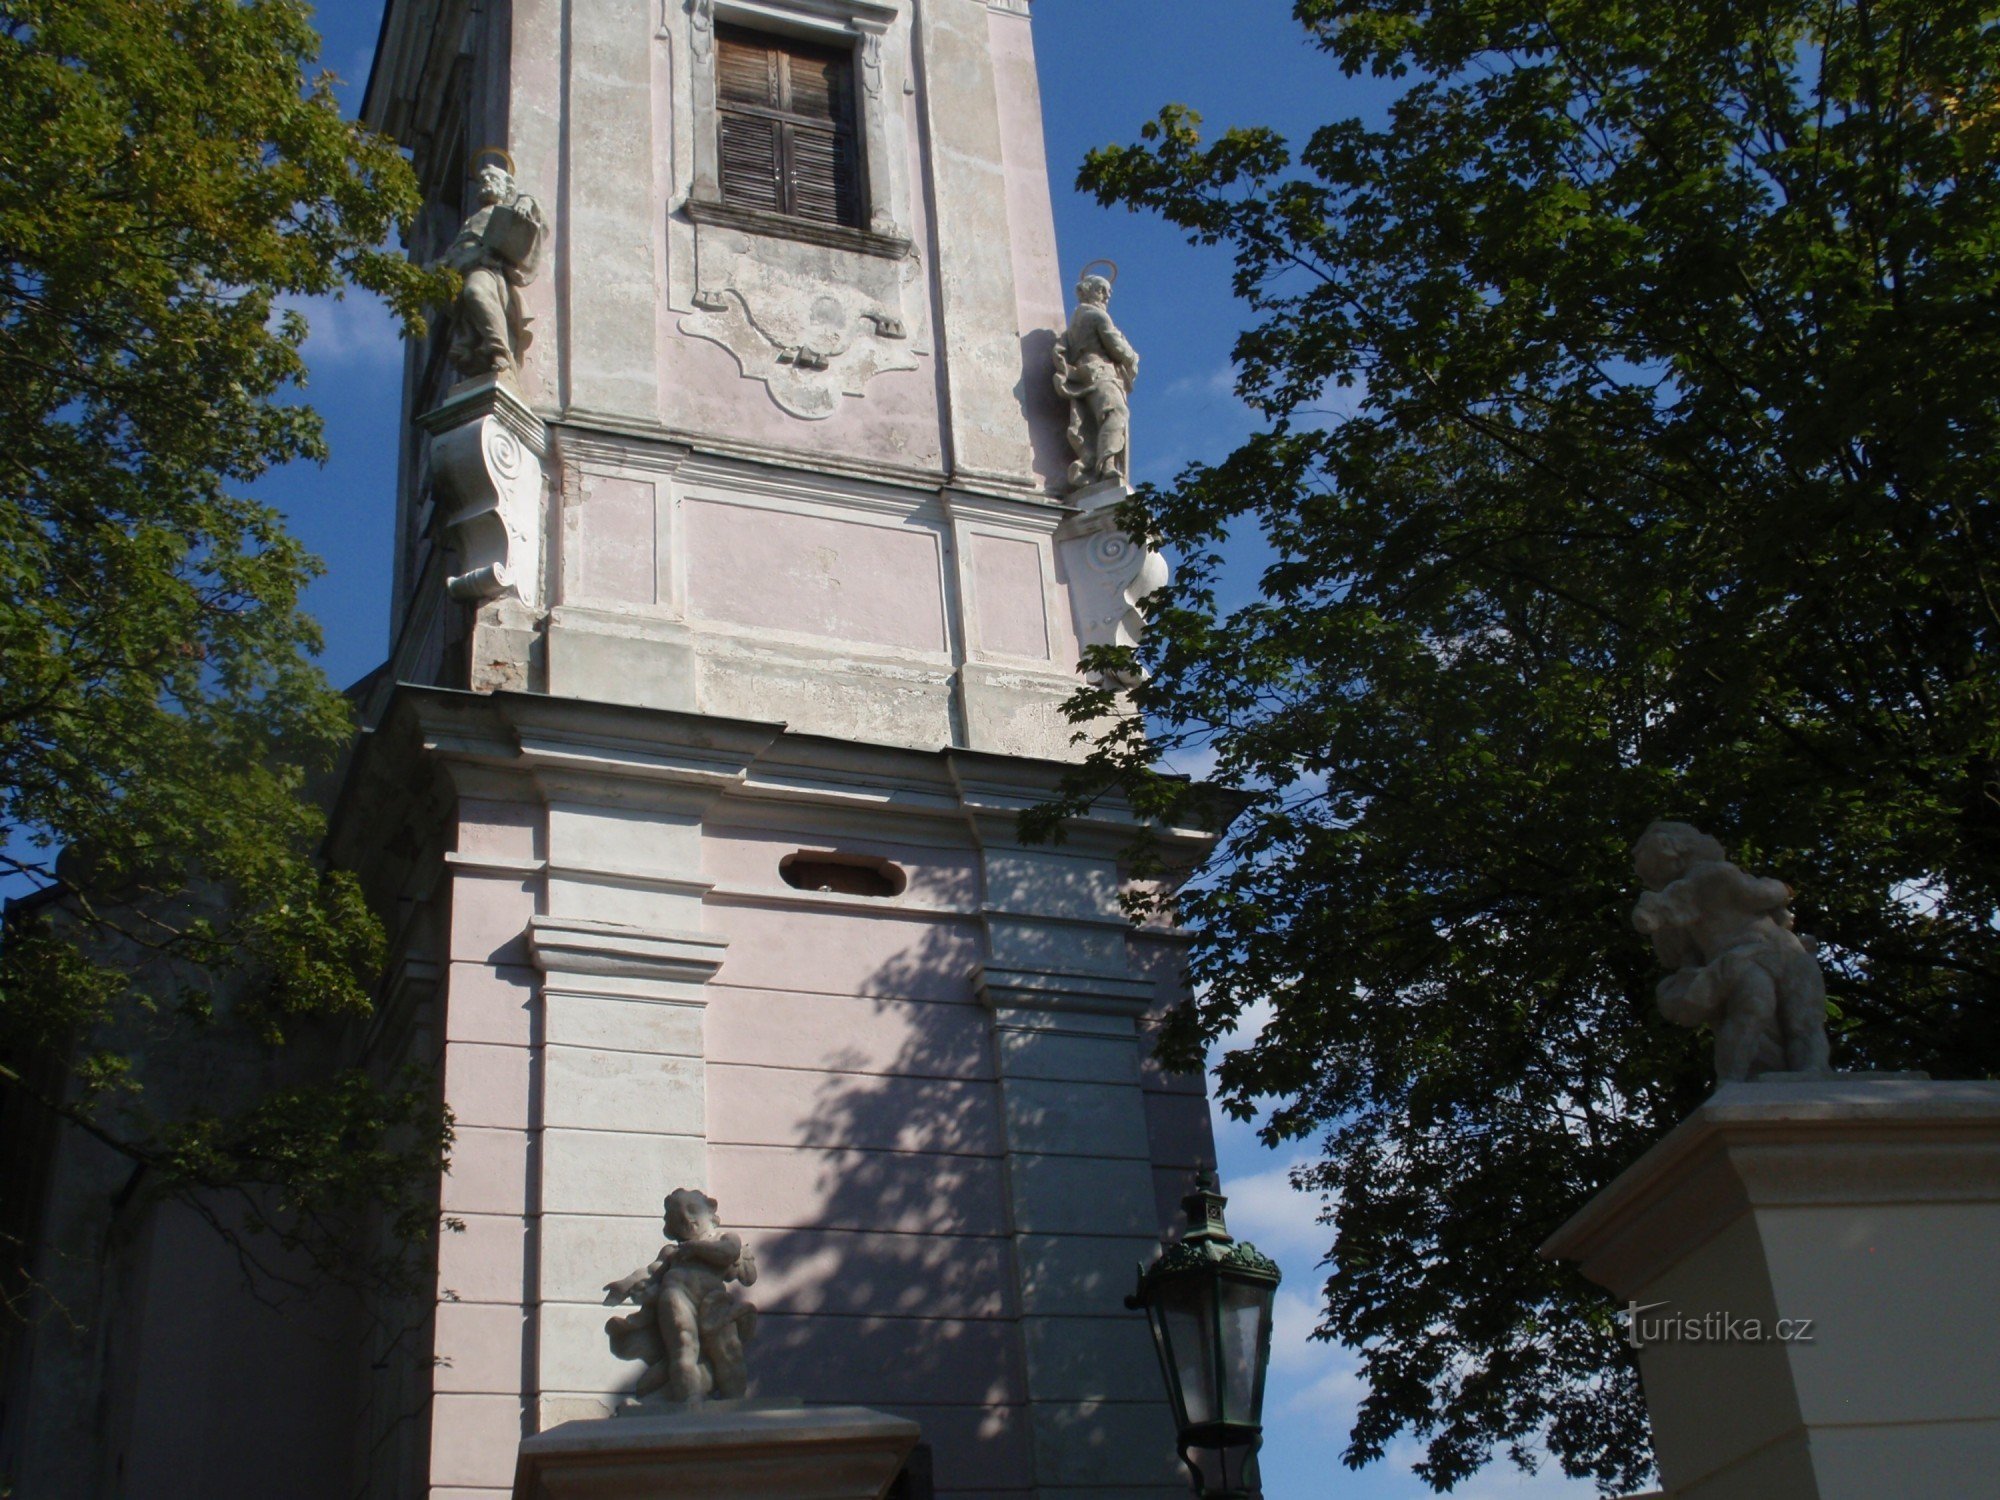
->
[1541, 1079, 2000, 1500]
[512, 1404, 921, 1500]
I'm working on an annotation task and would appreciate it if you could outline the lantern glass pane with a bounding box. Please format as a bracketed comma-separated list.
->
[1161, 1283, 1220, 1427]
[1220, 1277, 1271, 1423]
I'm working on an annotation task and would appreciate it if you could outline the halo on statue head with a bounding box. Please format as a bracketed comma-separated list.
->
[1078, 259, 1120, 286]
[471, 146, 518, 180]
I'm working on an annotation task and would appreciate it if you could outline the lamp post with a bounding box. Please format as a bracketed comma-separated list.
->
[1127, 1173, 1282, 1499]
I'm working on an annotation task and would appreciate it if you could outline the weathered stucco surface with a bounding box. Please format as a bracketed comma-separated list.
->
[331, 691, 1215, 1498]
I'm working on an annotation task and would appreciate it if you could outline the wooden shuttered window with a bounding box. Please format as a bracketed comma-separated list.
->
[716, 26, 863, 229]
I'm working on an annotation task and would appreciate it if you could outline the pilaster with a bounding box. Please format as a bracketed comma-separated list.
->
[562, 0, 661, 420]
[527, 914, 727, 1430]
[974, 961, 1188, 1494]
[918, 0, 1035, 488]
[965, 786, 1189, 1497]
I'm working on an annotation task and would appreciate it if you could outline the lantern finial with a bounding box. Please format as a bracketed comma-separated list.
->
[1181, 1171, 1234, 1249]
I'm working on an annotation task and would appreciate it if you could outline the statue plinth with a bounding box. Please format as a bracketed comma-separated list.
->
[1063, 475, 1130, 516]
[512, 1402, 921, 1500]
[1542, 1078, 2000, 1499]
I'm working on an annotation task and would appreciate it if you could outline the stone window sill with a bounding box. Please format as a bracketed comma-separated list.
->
[684, 196, 911, 260]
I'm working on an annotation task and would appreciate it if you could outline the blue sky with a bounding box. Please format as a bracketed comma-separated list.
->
[284, 5, 1601, 1496]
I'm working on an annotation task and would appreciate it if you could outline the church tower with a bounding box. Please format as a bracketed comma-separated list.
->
[345, 2, 1216, 1496]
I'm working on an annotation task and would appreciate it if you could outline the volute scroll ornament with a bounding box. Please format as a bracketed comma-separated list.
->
[415, 370, 549, 610]
[1071, 512, 1169, 687]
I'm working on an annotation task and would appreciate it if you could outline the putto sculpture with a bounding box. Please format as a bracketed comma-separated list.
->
[1631, 821, 1833, 1084]
[434, 150, 547, 382]
[603, 1188, 759, 1407]
[1053, 263, 1140, 490]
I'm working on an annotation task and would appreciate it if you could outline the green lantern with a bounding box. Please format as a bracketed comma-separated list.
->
[1127, 1173, 1283, 1498]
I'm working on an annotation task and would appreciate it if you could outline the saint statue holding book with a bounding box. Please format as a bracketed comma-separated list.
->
[435, 152, 546, 382]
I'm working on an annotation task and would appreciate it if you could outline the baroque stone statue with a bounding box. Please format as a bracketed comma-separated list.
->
[603, 1188, 759, 1406]
[433, 155, 547, 382]
[1053, 270, 1139, 489]
[1632, 821, 1833, 1084]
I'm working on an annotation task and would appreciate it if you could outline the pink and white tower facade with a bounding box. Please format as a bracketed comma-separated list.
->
[342, 2, 1220, 1497]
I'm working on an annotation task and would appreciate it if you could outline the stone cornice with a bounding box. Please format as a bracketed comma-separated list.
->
[973, 963, 1158, 1019]
[711, 0, 901, 39]
[1541, 1077, 2000, 1296]
[939, 487, 1072, 529]
[528, 914, 729, 987]
[341, 686, 1232, 889]
[552, 427, 694, 475]
[554, 406, 954, 493]
[417, 378, 550, 457]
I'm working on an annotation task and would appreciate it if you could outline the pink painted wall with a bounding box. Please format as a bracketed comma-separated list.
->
[702, 818, 1031, 1486]
[661, 325, 951, 475]
[573, 475, 659, 606]
[406, 700, 1214, 1500]
[505, 0, 564, 414]
[971, 534, 1054, 661]
[684, 501, 950, 652]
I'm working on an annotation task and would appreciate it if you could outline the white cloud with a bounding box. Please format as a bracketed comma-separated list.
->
[273, 291, 406, 372]
[1269, 1287, 1335, 1374]
[1277, 1352, 1367, 1416]
[1218, 1155, 1332, 1264]
[1163, 362, 1244, 402]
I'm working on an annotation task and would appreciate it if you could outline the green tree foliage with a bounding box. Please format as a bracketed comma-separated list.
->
[1058, 0, 2000, 1488]
[0, 0, 449, 1290]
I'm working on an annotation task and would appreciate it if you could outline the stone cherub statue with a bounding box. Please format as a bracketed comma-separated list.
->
[1632, 821, 1833, 1084]
[1053, 267, 1140, 489]
[432, 152, 547, 382]
[603, 1188, 759, 1407]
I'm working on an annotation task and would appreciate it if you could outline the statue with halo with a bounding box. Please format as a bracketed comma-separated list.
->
[1631, 820, 1834, 1084]
[1053, 261, 1140, 489]
[603, 1188, 760, 1408]
[433, 148, 547, 382]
